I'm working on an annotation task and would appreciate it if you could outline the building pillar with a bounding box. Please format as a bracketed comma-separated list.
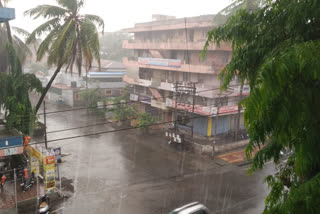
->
[172, 111, 174, 122]
[207, 117, 212, 137]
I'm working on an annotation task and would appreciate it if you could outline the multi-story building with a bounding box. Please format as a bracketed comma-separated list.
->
[122, 14, 248, 137]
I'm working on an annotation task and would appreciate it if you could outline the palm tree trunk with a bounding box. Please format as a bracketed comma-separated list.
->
[35, 64, 63, 113]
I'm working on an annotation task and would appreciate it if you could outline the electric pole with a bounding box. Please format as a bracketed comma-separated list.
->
[235, 83, 243, 141]
[191, 83, 196, 138]
[44, 101, 48, 149]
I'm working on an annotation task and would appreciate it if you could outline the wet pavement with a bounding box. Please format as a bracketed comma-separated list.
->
[21, 97, 274, 214]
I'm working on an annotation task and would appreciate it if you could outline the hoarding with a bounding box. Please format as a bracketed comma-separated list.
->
[138, 57, 181, 68]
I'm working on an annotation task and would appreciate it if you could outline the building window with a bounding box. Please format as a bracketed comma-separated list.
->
[136, 86, 145, 94]
[74, 92, 80, 101]
[105, 89, 112, 96]
[119, 89, 123, 95]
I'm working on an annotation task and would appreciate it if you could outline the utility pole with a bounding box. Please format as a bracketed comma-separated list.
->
[44, 101, 48, 149]
[174, 82, 178, 131]
[212, 84, 222, 159]
[191, 83, 196, 138]
[235, 83, 243, 141]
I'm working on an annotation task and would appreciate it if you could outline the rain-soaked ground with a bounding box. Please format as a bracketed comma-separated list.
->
[23, 98, 274, 214]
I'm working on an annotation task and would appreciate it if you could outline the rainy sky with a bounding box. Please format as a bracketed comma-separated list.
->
[7, 0, 232, 32]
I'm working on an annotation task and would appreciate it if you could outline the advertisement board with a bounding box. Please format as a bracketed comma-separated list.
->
[52, 147, 61, 160]
[165, 98, 217, 116]
[30, 156, 39, 174]
[138, 57, 181, 68]
[45, 156, 55, 165]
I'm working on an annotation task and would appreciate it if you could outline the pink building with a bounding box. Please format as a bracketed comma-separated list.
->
[122, 14, 248, 137]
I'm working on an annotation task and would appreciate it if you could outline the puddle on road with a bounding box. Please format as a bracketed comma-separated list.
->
[61, 177, 75, 193]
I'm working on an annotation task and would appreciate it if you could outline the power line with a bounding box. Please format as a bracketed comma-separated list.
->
[29, 112, 217, 146]
[1, 85, 244, 132]
[2, 84, 242, 119]
[3, 94, 244, 134]
[44, 96, 243, 134]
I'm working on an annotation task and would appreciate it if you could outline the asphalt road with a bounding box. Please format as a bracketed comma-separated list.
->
[25, 99, 274, 214]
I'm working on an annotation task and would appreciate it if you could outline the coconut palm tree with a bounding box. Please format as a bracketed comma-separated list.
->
[0, 0, 32, 73]
[25, 0, 104, 113]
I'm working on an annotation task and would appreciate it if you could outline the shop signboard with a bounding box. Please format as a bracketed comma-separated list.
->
[46, 181, 55, 190]
[138, 57, 181, 68]
[31, 156, 39, 174]
[52, 147, 61, 160]
[219, 105, 238, 114]
[236, 85, 250, 96]
[130, 94, 139, 101]
[151, 100, 168, 110]
[139, 95, 151, 104]
[4, 147, 18, 156]
[45, 156, 55, 165]
[165, 98, 217, 116]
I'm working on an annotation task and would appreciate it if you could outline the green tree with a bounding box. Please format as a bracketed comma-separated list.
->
[0, 45, 42, 134]
[25, 0, 104, 114]
[99, 32, 133, 61]
[203, 0, 320, 213]
[136, 112, 157, 133]
[0, 26, 32, 72]
[79, 88, 103, 114]
[111, 87, 136, 123]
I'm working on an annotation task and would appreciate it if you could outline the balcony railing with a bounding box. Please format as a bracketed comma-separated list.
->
[122, 75, 241, 99]
[123, 57, 224, 74]
[122, 40, 232, 51]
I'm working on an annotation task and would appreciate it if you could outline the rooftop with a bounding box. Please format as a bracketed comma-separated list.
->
[123, 14, 216, 33]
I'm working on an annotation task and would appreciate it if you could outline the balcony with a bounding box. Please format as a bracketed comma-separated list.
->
[123, 57, 224, 74]
[122, 40, 232, 51]
[122, 75, 240, 99]
[0, 7, 15, 23]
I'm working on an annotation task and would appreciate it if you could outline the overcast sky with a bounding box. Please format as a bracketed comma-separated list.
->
[7, 0, 232, 33]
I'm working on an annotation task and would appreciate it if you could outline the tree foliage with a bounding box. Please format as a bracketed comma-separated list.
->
[79, 88, 103, 114]
[24, 0, 104, 113]
[136, 112, 157, 133]
[0, 44, 43, 134]
[0, 26, 31, 72]
[203, 0, 320, 213]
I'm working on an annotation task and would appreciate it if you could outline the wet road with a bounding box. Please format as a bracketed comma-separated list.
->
[31, 100, 274, 214]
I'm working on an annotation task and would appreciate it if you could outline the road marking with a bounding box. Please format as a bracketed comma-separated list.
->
[50, 207, 65, 213]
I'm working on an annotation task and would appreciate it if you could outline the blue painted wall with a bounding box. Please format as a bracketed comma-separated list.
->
[211, 115, 230, 135]
[0, 136, 23, 149]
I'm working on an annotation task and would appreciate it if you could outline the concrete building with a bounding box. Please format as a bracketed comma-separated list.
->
[122, 14, 249, 137]
[44, 60, 127, 107]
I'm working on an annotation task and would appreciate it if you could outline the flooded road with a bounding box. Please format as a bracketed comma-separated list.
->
[30, 100, 273, 214]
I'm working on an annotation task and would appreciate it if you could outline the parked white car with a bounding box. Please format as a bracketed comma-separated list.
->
[169, 202, 210, 214]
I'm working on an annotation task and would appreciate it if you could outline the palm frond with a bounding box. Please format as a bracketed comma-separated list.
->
[11, 26, 31, 37]
[80, 18, 101, 71]
[47, 19, 74, 66]
[24, 4, 68, 19]
[13, 35, 31, 64]
[56, 0, 78, 11]
[84, 14, 104, 33]
[36, 26, 60, 61]
[26, 18, 60, 44]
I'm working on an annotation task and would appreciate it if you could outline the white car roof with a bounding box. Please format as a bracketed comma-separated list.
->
[179, 204, 207, 214]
